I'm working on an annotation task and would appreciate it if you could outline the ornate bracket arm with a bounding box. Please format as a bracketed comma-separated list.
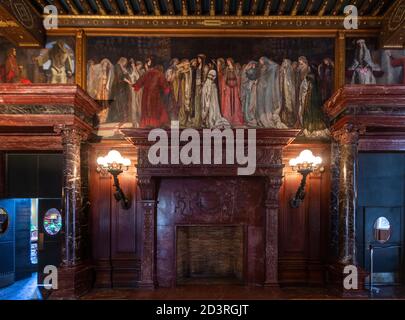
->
[290, 169, 311, 208]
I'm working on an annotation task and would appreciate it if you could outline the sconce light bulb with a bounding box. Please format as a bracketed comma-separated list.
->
[122, 158, 131, 167]
[107, 150, 123, 164]
[289, 158, 297, 166]
[97, 156, 106, 166]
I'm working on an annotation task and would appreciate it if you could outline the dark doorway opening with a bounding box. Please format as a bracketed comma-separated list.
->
[357, 152, 405, 286]
[0, 153, 62, 299]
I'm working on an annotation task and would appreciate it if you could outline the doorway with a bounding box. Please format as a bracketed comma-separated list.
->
[0, 153, 63, 299]
[356, 152, 405, 285]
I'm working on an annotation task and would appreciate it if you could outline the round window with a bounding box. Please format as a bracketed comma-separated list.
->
[0, 208, 9, 234]
[44, 208, 62, 236]
[373, 216, 391, 243]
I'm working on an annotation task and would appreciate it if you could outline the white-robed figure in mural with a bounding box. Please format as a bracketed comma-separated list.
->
[279, 59, 297, 128]
[127, 59, 144, 127]
[349, 39, 379, 84]
[201, 70, 230, 129]
[87, 58, 114, 123]
[256, 56, 286, 128]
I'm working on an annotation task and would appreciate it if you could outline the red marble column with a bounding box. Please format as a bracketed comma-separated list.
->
[329, 124, 367, 294]
[137, 176, 156, 288]
[264, 175, 283, 287]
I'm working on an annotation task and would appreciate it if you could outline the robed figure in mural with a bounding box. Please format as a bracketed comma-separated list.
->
[349, 39, 378, 85]
[127, 59, 145, 127]
[318, 58, 334, 103]
[106, 57, 131, 123]
[279, 59, 297, 128]
[34, 40, 73, 84]
[256, 56, 283, 128]
[132, 59, 170, 128]
[4, 48, 20, 83]
[219, 58, 244, 126]
[177, 59, 193, 127]
[297, 56, 329, 137]
[241, 61, 258, 126]
[201, 70, 230, 129]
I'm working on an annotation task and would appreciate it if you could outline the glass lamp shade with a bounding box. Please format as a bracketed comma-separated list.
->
[97, 150, 131, 171]
[289, 149, 322, 171]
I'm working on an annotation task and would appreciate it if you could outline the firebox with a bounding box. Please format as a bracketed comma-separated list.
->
[176, 225, 245, 285]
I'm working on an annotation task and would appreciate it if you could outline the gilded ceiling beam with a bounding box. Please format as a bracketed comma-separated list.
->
[65, 0, 80, 15]
[165, 0, 175, 15]
[291, 0, 303, 16]
[263, 0, 272, 16]
[236, 0, 243, 16]
[209, 0, 215, 16]
[318, 0, 329, 16]
[278, 0, 288, 15]
[304, 0, 316, 15]
[250, 0, 258, 15]
[93, 0, 107, 15]
[359, 0, 373, 16]
[371, 0, 386, 16]
[331, 0, 345, 15]
[122, 0, 135, 15]
[181, 0, 188, 16]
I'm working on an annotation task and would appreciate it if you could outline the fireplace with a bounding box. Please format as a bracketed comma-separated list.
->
[176, 225, 245, 285]
[122, 128, 300, 288]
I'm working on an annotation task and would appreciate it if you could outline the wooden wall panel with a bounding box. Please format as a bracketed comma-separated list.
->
[89, 141, 140, 288]
[279, 142, 331, 285]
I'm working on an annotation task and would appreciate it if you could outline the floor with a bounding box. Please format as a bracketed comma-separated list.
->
[80, 285, 405, 300]
[0, 273, 43, 300]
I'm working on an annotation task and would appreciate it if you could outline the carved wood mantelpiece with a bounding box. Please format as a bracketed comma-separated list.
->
[122, 128, 299, 288]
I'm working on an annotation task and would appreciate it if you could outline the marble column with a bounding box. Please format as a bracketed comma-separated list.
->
[264, 175, 283, 287]
[60, 126, 87, 266]
[332, 124, 364, 266]
[137, 175, 157, 288]
[51, 125, 92, 298]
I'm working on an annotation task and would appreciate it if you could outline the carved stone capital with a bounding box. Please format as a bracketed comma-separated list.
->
[54, 125, 88, 146]
[138, 176, 156, 201]
[331, 124, 365, 145]
[265, 175, 283, 204]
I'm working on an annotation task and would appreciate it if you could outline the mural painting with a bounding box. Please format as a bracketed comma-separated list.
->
[0, 37, 75, 85]
[87, 37, 335, 138]
[346, 38, 405, 85]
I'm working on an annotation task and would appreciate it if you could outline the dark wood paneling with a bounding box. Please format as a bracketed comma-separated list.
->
[89, 142, 139, 288]
[279, 143, 330, 285]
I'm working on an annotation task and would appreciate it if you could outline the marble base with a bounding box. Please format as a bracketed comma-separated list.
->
[49, 263, 94, 299]
[328, 263, 369, 297]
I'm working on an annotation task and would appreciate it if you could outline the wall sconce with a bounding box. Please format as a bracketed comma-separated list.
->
[97, 150, 131, 210]
[289, 149, 323, 208]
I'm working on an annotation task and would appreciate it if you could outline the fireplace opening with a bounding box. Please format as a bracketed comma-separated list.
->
[176, 225, 244, 285]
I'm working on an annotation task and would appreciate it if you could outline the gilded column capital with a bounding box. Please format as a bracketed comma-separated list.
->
[54, 125, 88, 145]
[332, 123, 365, 145]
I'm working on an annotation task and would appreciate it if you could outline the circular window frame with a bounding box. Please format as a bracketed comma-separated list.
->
[373, 216, 391, 244]
[43, 208, 62, 236]
[0, 207, 9, 236]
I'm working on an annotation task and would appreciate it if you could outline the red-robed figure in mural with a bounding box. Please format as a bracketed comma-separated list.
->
[132, 59, 170, 127]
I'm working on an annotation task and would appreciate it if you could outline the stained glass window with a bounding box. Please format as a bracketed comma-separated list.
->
[43, 208, 62, 236]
